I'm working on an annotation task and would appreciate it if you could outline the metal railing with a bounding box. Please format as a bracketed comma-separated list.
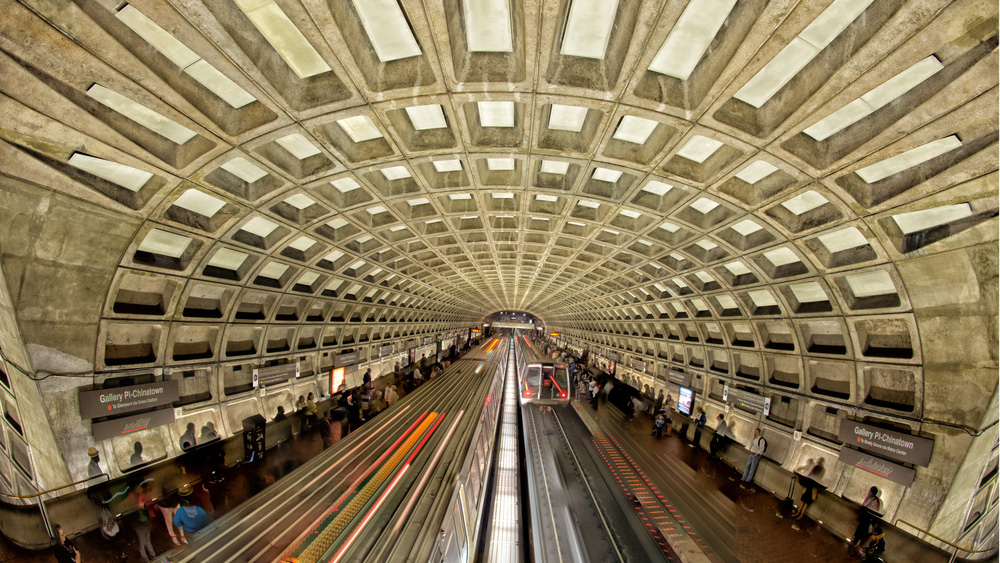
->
[895, 518, 998, 562]
[0, 472, 110, 539]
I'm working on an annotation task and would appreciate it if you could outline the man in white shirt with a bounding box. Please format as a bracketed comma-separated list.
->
[709, 414, 728, 459]
[741, 428, 766, 487]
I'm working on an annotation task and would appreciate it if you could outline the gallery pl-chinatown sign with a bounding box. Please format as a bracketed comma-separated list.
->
[838, 419, 934, 467]
[79, 381, 179, 419]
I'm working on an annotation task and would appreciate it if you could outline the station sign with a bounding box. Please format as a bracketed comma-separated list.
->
[470, 329, 480, 335]
[631, 358, 646, 371]
[334, 352, 359, 368]
[666, 367, 691, 387]
[252, 362, 300, 388]
[91, 408, 175, 441]
[838, 447, 916, 486]
[838, 420, 934, 467]
[380, 344, 394, 356]
[608, 352, 619, 362]
[406, 339, 418, 347]
[79, 381, 179, 420]
[550, 332, 560, 338]
[422, 336, 432, 345]
[723, 385, 770, 416]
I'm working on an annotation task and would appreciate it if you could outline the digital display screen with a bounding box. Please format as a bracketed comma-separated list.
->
[677, 387, 694, 417]
[608, 361, 617, 376]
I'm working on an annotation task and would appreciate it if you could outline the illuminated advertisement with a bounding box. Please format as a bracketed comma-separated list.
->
[330, 367, 345, 394]
[677, 387, 694, 417]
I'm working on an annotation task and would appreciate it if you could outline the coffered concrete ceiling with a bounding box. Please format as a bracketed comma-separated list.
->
[0, 0, 996, 537]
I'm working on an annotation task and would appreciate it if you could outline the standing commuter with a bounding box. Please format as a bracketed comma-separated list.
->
[740, 428, 767, 488]
[651, 412, 666, 439]
[52, 524, 80, 563]
[709, 414, 728, 459]
[131, 481, 156, 561]
[850, 486, 883, 551]
[385, 385, 399, 408]
[653, 390, 664, 418]
[690, 407, 707, 448]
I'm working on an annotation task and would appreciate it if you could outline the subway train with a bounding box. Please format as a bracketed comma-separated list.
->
[513, 333, 571, 406]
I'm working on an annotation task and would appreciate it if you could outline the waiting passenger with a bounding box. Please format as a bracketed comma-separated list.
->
[129, 442, 144, 466]
[709, 415, 728, 459]
[295, 395, 307, 413]
[273, 406, 287, 422]
[304, 393, 319, 427]
[690, 407, 707, 449]
[850, 486, 884, 551]
[651, 413, 667, 439]
[52, 524, 80, 563]
[173, 484, 210, 535]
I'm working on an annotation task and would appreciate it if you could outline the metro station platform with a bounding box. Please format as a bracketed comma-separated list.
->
[572, 397, 953, 563]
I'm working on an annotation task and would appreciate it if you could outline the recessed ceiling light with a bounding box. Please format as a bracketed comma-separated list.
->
[540, 160, 569, 174]
[67, 153, 153, 192]
[115, 5, 258, 108]
[548, 104, 589, 132]
[612, 115, 658, 144]
[641, 180, 672, 196]
[817, 227, 868, 253]
[855, 135, 962, 183]
[619, 209, 641, 219]
[724, 261, 751, 276]
[592, 167, 622, 182]
[355, 235, 373, 244]
[208, 248, 248, 270]
[242, 217, 279, 237]
[326, 218, 349, 229]
[561, 0, 620, 59]
[690, 197, 720, 214]
[845, 270, 896, 298]
[763, 247, 800, 267]
[331, 177, 361, 192]
[351, 0, 422, 62]
[87, 84, 197, 145]
[449, 193, 472, 200]
[407, 197, 430, 206]
[463, 0, 513, 52]
[734, 0, 875, 108]
[380, 166, 411, 180]
[789, 281, 828, 303]
[577, 199, 600, 209]
[487, 158, 516, 170]
[221, 157, 268, 183]
[730, 219, 763, 236]
[284, 193, 316, 209]
[648, 0, 736, 80]
[289, 236, 316, 251]
[297, 271, 320, 286]
[477, 101, 515, 127]
[275, 133, 321, 159]
[433, 159, 463, 172]
[258, 261, 288, 280]
[676, 135, 723, 163]
[492, 192, 514, 199]
[367, 205, 388, 215]
[405, 104, 448, 130]
[535, 194, 558, 202]
[736, 161, 779, 184]
[695, 239, 718, 251]
[337, 115, 383, 143]
[804, 56, 943, 140]
[659, 222, 680, 232]
[232, 0, 332, 79]
[137, 229, 191, 258]
[891, 204, 973, 235]
[781, 190, 829, 215]
[174, 189, 226, 217]
[748, 289, 778, 307]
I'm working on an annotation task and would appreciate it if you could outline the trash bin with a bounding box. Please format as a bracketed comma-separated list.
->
[242, 414, 267, 463]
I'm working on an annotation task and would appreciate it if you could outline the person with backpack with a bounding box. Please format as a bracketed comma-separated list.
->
[740, 428, 767, 488]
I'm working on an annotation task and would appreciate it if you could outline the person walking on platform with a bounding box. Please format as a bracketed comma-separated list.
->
[132, 480, 157, 561]
[589, 379, 600, 410]
[709, 414, 729, 459]
[790, 458, 825, 529]
[740, 428, 767, 488]
[385, 385, 399, 408]
[690, 407, 707, 448]
[653, 390, 664, 419]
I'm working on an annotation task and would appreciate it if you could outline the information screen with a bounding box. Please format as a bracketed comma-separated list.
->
[677, 386, 694, 417]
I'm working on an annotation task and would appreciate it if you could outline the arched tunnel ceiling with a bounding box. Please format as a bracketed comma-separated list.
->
[0, 0, 996, 430]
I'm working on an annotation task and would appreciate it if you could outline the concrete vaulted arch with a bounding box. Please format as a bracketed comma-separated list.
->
[0, 0, 995, 552]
